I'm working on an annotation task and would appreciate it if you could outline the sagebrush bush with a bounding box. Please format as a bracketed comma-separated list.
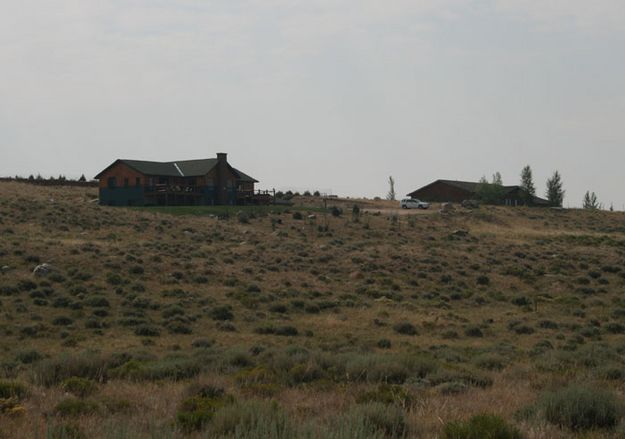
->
[0, 380, 28, 399]
[345, 403, 407, 438]
[32, 351, 109, 386]
[540, 384, 623, 430]
[211, 399, 295, 437]
[176, 387, 234, 432]
[442, 414, 522, 439]
[54, 398, 99, 417]
[393, 322, 417, 336]
[61, 377, 98, 398]
[356, 384, 412, 407]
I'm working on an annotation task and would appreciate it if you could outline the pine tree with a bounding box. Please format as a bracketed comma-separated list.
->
[386, 176, 396, 201]
[583, 191, 599, 210]
[546, 171, 565, 207]
[520, 165, 536, 205]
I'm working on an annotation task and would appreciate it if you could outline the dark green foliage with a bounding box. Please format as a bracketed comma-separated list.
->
[61, 377, 98, 398]
[511, 296, 531, 307]
[345, 403, 407, 437]
[109, 357, 201, 381]
[356, 384, 412, 407]
[605, 323, 625, 334]
[128, 265, 144, 275]
[255, 326, 298, 336]
[53, 316, 74, 326]
[464, 326, 483, 338]
[134, 325, 160, 337]
[33, 352, 109, 386]
[15, 349, 43, 364]
[540, 385, 623, 431]
[393, 322, 417, 336]
[211, 306, 234, 321]
[0, 380, 28, 399]
[176, 387, 233, 432]
[476, 275, 490, 286]
[211, 400, 294, 438]
[442, 414, 522, 439]
[84, 296, 110, 307]
[331, 206, 342, 217]
[377, 339, 392, 349]
[54, 398, 99, 417]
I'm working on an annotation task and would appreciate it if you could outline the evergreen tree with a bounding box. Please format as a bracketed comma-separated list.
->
[583, 191, 600, 210]
[520, 165, 536, 205]
[78, 174, 86, 182]
[546, 171, 565, 207]
[386, 176, 396, 201]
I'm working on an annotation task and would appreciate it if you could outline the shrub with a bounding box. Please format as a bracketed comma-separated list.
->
[15, 349, 42, 364]
[344, 403, 407, 437]
[510, 295, 531, 307]
[33, 352, 109, 386]
[61, 377, 98, 398]
[54, 398, 98, 417]
[211, 306, 234, 321]
[84, 296, 110, 308]
[476, 275, 490, 286]
[109, 357, 201, 381]
[377, 339, 392, 349]
[134, 325, 160, 337]
[0, 380, 28, 399]
[393, 322, 417, 336]
[45, 423, 86, 439]
[53, 316, 74, 326]
[128, 265, 144, 275]
[472, 354, 505, 371]
[176, 389, 234, 432]
[605, 323, 625, 334]
[464, 326, 483, 338]
[255, 326, 298, 336]
[540, 385, 623, 430]
[237, 211, 250, 224]
[211, 400, 295, 437]
[442, 414, 522, 439]
[356, 384, 412, 407]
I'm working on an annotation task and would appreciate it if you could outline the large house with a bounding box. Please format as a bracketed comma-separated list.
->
[94, 153, 259, 206]
[407, 179, 550, 206]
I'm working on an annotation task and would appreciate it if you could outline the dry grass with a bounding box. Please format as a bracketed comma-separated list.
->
[1, 181, 625, 437]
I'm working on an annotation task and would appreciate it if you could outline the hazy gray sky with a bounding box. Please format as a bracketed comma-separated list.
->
[2, 1, 624, 207]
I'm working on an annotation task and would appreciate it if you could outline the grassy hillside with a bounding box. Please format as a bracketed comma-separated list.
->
[1, 181, 625, 438]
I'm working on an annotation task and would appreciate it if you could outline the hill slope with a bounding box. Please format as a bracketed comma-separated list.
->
[1, 182, 625, 438]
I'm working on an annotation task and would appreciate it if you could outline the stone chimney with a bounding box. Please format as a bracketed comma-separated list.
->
[216, 153, 229, 204]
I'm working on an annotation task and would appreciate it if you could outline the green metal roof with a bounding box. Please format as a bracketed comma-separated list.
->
[232, 168, 258, 183]
[95, 158, 258, 182]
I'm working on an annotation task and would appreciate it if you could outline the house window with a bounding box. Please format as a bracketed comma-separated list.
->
[124, 178, 129, 187]
[136, 177, 141, 186]
[107, 177, 116, 189]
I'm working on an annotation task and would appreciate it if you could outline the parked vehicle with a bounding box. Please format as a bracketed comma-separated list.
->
[400, 198, 430, 209]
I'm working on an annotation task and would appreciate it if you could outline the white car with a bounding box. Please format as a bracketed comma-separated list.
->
[400, 198, 430, 209]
